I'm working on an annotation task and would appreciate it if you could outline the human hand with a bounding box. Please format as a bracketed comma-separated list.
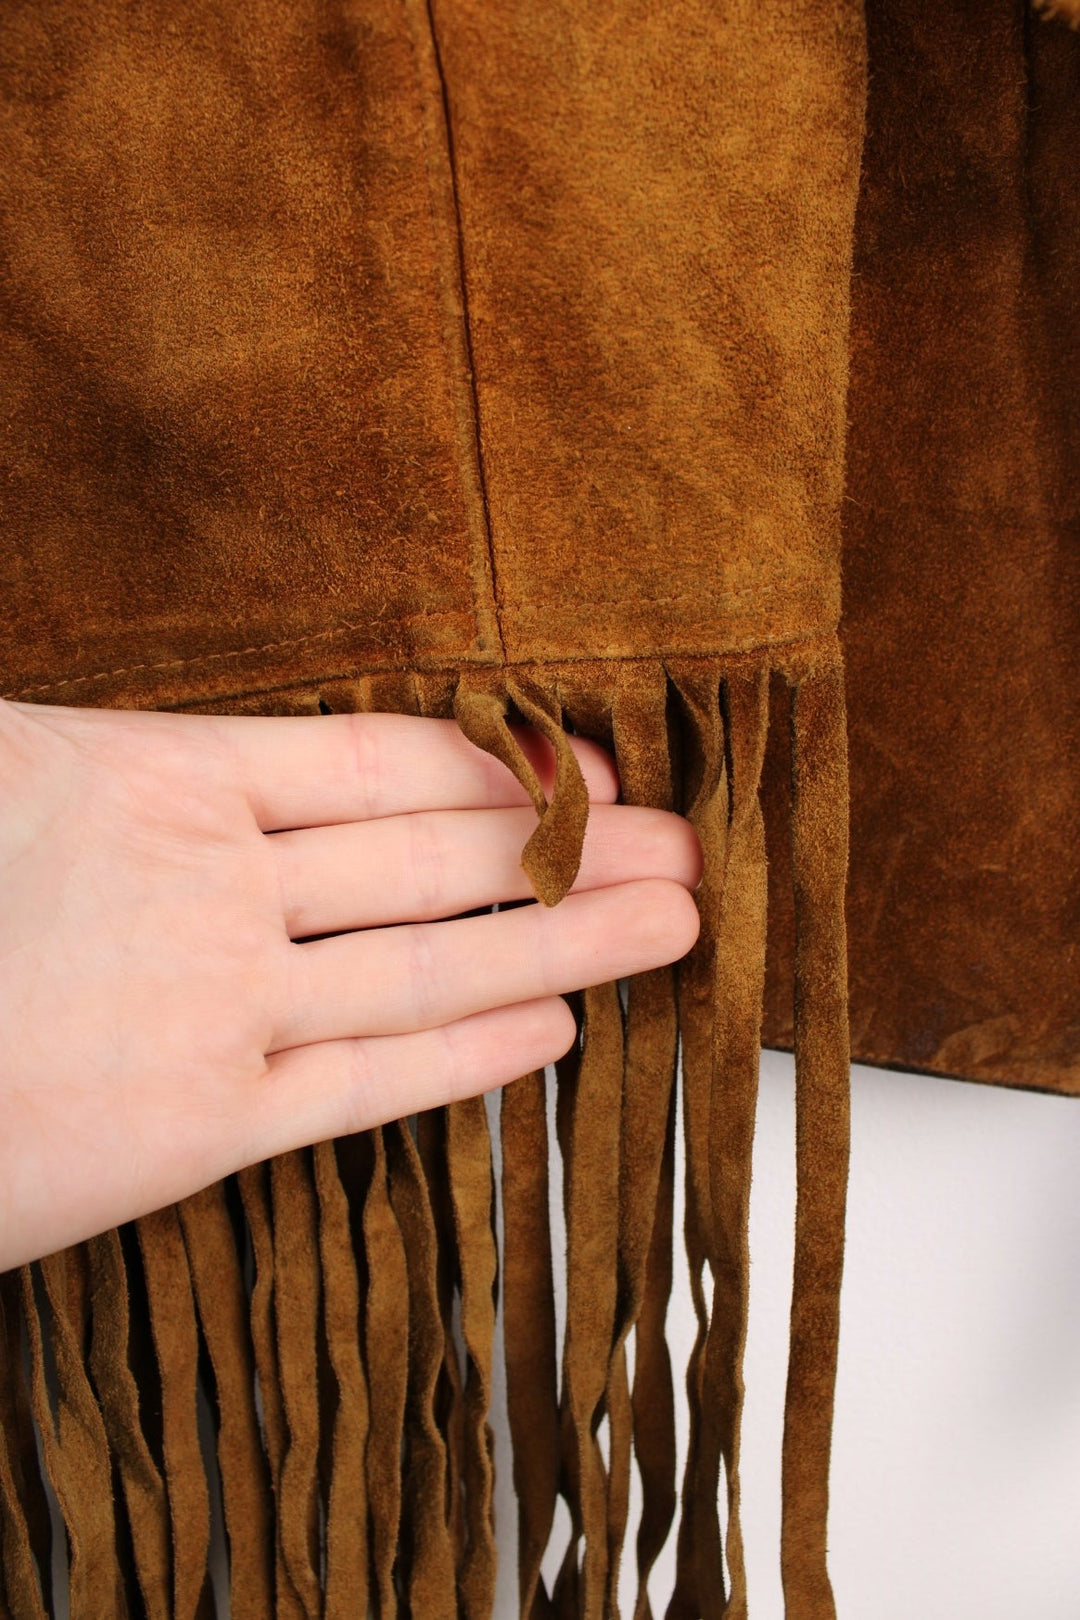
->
[0, 696, 700, 1271]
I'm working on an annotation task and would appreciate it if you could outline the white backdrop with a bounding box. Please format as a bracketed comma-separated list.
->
[485, 1052, 1080, 1620]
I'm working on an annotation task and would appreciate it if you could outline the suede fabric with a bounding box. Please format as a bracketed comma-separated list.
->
[0, 0, 862, 710]
[0, 651, 855, 1620]
[0, 0, 497, 704]
[0, 2, 1073, 1618]
[762, 0, 1080, 1095]
[421, 0, 863, 666]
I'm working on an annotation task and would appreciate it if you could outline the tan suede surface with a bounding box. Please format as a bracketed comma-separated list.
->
[762, 0, 1080, 1096]
[0, 1, 1073, 1617]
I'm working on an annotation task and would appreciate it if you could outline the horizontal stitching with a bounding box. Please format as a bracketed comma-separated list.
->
[159, 626, 836, 709]
[2, 584, 829, 701]
[2, 610, 475, 700]
[504, 582, 816, 610]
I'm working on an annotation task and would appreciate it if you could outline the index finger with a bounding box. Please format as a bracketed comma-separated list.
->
[213, 710, 620, 830]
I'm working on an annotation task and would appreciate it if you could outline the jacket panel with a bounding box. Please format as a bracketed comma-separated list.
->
[0, 0, 499, 713]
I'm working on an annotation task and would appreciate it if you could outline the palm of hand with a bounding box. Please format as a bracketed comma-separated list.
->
[0, 698, 700, 1270]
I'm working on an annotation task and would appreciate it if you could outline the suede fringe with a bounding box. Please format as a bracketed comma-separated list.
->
[0, 643, 851, 1619]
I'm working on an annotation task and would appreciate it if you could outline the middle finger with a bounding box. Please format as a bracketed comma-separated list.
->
[271, 803, 703, 936]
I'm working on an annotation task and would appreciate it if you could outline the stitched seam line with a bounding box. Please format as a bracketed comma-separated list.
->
[3, 578, 832, 700]
[421, 0, 504, 659]
[156, 626, 838, 709]
[2, 584, 830, 700]
[504, 582, 824, 610]
[2, 610, 473, 699]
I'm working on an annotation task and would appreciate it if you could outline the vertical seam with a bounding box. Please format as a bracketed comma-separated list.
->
[421, 0, 506, 662]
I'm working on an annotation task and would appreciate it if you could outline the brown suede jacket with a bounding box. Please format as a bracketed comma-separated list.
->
[0, 2, 1076, 1615]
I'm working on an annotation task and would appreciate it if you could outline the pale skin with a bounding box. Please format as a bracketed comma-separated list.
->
[0, 695, 702, 1272]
